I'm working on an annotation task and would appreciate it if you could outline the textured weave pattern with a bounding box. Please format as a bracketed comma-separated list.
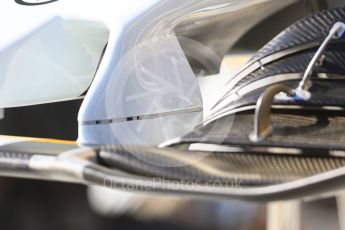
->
[102, 7, 345, 186]
[184, 113, 345, 150]
[214, 8, 345, 120]
[235, 43, 345, 91]
[218, 80, 345, 115]
[100, 145, 345, 185]
[249, 7, 345, 62]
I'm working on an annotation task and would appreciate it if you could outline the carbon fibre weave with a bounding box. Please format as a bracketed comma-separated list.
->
[96, 7, 345, 186]
[235, 43, 345, 89]
[182, 112, 345, 150]
[0, 151, 31, 172]
[217, 80, 345, 116]
[213, 7, 345, 120]
[249, 6, 345, 63]
[99, 145, 345, 185]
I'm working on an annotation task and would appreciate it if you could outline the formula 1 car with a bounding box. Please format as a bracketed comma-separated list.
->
[2, 1, 345, 228]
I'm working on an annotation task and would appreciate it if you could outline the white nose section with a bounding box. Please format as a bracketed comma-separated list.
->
[0, 0, 296, 146]
[0, 17, 109, 107]
[78, 0, 205, 146]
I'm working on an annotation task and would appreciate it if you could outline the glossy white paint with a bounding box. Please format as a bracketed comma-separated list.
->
[0, 0, 294, 145]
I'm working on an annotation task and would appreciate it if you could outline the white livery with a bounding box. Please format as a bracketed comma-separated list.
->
[0, 0, 294, 145]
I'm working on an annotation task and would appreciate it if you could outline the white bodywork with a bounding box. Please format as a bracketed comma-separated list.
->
[0, 0, 295, 145]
